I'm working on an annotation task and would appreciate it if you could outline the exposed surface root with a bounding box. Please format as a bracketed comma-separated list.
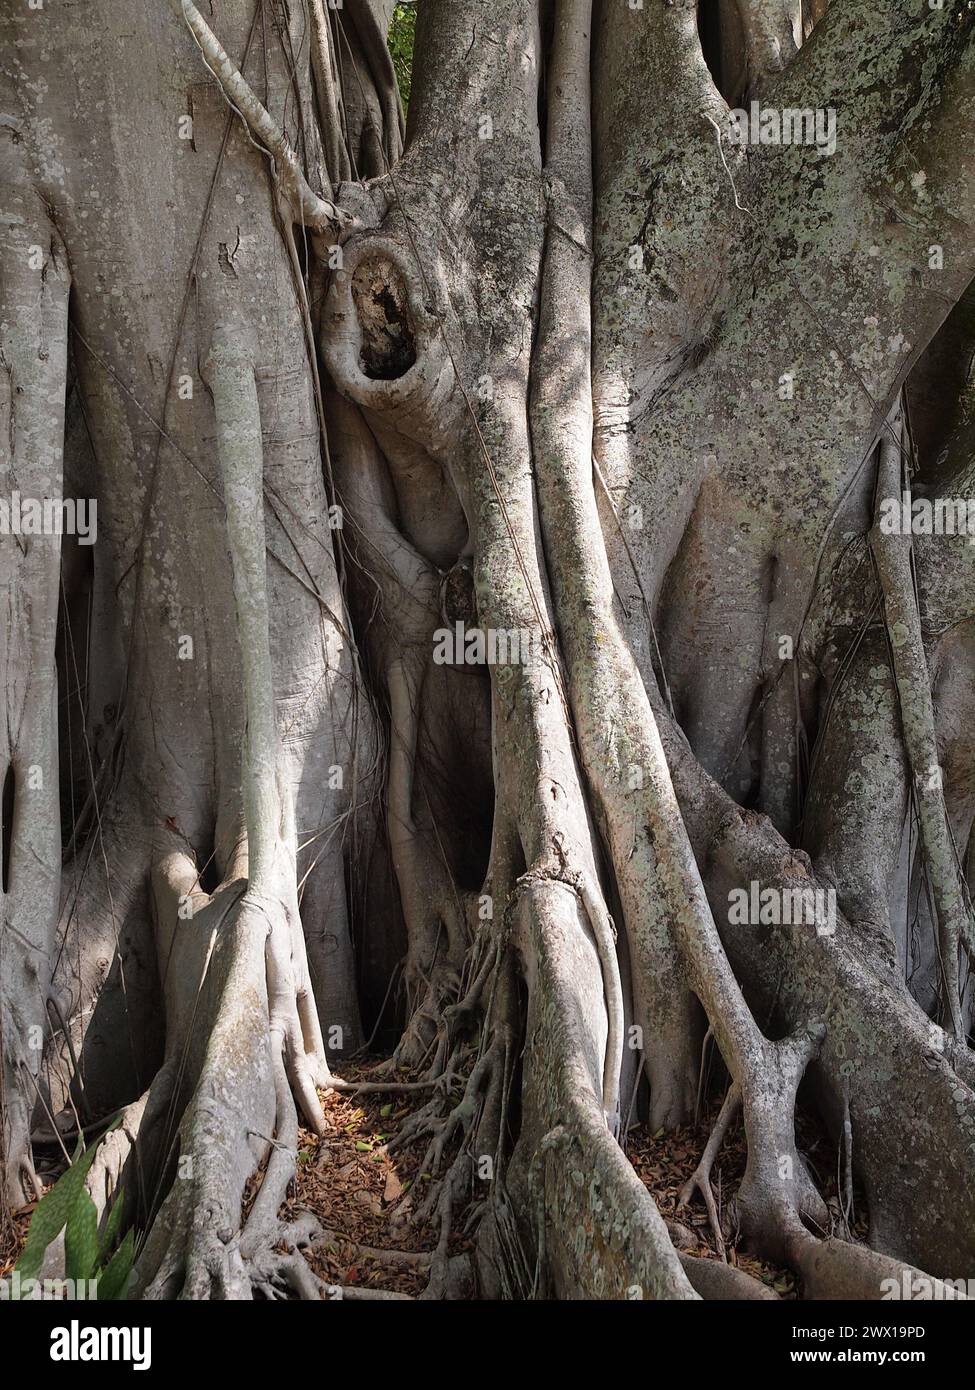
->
[282, 1066, 474, 1298]
[628, 1102, 799, 1298]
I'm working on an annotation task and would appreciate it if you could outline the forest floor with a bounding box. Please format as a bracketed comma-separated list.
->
[278, 1062, 862, 1299]
[1, 1058, 858, 1299]
[626, 1093, 868, 1301]
[279, 1058, 470, 1297]
[0, 1202, 31, 1282]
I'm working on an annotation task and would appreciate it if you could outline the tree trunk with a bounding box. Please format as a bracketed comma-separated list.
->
[2, 0, 975, 1300]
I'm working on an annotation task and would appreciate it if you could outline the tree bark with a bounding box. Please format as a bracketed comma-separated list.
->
[2, 0, 975, 1301]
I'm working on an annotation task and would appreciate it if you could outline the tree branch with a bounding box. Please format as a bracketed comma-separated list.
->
[178, 0, 360, 234]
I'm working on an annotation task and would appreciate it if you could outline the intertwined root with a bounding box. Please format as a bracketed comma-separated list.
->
[378, 946, 517, 1275]
[129, 884, 335, 1299]
[383, 958, 465, 1075]
[10, 0, 975, 1309]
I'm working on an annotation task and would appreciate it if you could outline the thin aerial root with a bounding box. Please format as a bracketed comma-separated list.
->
[327, 1078, 440, 1095]
[516, 856, 623, 1132]
[678, 1084, 740, 1258]
[568, 864, 625, 1133]
[178, 0, 359, 234]
[871, 395, 971, 1037]
[840, 1093, 855, 1237]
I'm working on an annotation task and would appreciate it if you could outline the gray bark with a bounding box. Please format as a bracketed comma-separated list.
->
[1, 0, 975, 1301]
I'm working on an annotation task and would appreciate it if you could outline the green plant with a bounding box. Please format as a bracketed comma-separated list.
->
[387, 2, 416, 109]
[14, 1123, 135, 1300]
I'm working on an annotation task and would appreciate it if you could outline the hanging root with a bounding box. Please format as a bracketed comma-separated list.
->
[672, 732, 975, 1278]
[383, 651, 472, 1072]
[131, 328, 346, 1297]
[177, 0, 360, 235]
[526, 5, 829, 1219]
[556, 860, 624, 1134]
[678, 1084, 740, 1257]
[386, 953, 518, 1262]
[0, 181, 71, 1206]
[205, 328, 334, 1112]
[502, 878, 696, 1300]
[870, 397, 972, 1037]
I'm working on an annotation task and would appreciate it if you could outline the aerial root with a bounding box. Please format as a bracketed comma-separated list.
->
[678, 1083, 740, 1258]
[870, 396, 972, 1036]
[371, 929, 503, 1089]
[386, 1029, 509, 1249]
[178, 0, 360, 234]
[371, 941, 466, 1076]
[674, 1022, 828, 1266]
[394, 934, 503, 1082]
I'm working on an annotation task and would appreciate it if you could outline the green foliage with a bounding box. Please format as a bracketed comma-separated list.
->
[387, 2, 416, 110]
[13, 1122, 135, 1300]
